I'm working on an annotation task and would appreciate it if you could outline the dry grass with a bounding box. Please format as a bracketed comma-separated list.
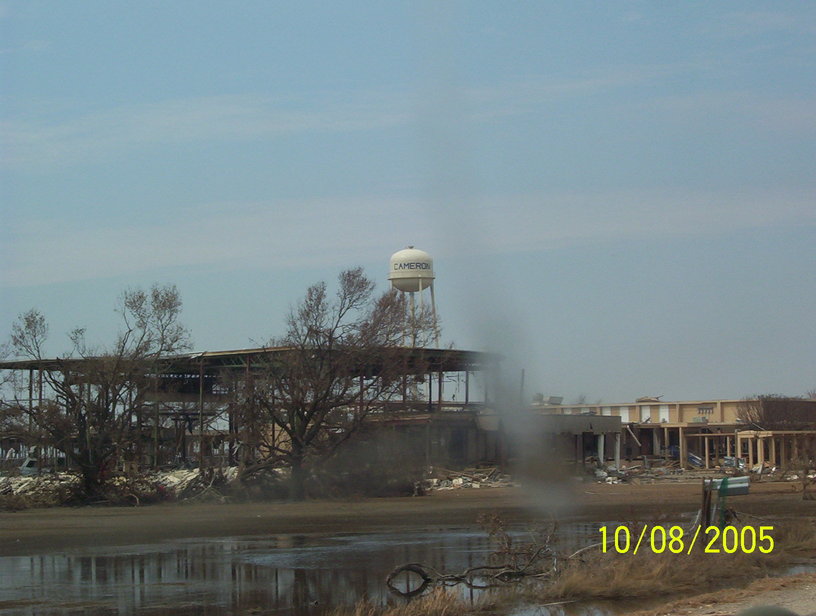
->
[540, 517, 815, 605]
[547, 548, 786, 601]
[332, 549, 792, 616]
[331, 588, 476, 616]
[334, 519, 816, 616]
[775, 518, 816, 552]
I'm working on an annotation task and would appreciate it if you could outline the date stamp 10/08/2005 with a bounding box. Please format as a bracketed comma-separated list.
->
[598, 525, 775, 555]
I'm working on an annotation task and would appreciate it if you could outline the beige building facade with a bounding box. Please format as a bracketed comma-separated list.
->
[534, 397, 816, 470]
[534, 398, 746, 425]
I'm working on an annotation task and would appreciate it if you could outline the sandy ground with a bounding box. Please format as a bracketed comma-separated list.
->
[627, 573, 816, 616]
[2, 480, 816, 613]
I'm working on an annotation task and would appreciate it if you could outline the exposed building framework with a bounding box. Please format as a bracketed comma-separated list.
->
[0, 347, 627, 473]
[0, 346, 501, 470]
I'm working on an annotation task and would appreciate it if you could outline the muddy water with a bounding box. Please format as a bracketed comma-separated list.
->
[0, 525, 612, 616]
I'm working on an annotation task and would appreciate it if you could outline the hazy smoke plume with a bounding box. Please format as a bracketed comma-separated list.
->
[414, 3, 575, 516]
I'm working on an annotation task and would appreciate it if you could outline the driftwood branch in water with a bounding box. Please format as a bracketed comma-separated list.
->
[386, 514, 566, 597]
[385, 552, 559, 596]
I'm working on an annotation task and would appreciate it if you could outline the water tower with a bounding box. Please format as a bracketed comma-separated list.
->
[388, 246, 440, 347]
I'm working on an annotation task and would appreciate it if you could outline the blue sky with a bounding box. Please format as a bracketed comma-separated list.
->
[1, 1, 814, 402]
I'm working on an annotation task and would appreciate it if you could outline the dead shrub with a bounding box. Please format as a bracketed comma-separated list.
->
[547, 531, 787, 602]
[227, 468, 290, 501]
[774, 518, 816, 552]
[380, 517, 813, 614]
[332, 588, 477, 616]
[0, 493, 32, 511]
[476, 511, 559, 577]
[493, 517, 804, 606]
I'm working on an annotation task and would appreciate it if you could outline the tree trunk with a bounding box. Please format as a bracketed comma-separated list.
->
[81, 463, 104, 499]
[289, 448, 306, 501]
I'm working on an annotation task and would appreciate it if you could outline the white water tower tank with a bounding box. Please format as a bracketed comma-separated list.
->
[388, 247, 434, 292]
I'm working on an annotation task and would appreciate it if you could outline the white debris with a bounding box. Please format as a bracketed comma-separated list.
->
[425, 467, 516, 491]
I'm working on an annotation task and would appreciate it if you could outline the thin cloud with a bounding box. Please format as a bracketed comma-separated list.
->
[428, 187, 816, 261]
[1, 197, 416, 287]
[3, 188, 813, 288]
[466, 63, 695, 120]
[0, 93, 412, 168]
[643, 91, 816, 134]
[1, 63, 698, 170]
[707, 10, 816, 38]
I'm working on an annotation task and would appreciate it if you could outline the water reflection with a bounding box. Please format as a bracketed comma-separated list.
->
[0, 526, 605, 616]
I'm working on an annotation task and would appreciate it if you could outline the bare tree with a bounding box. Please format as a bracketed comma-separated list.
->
[737, 394, 816, 431]
[3, 284, 191, 497]
[0, 341, 29, 460]
[235, 268, 434, 500]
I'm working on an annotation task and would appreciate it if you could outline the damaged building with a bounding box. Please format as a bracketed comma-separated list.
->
[0, 346, 621, 475]
[535, 396, 816, 470]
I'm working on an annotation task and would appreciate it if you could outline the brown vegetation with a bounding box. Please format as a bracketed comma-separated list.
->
[232, 267, 435, 500]
[544, 518, 814, 603]
[3, 285, 191, 498]
[737, 394, 816, 430]
[548, 548, 784, 601]
[333, 588, 476, 616]
[1, 270, 437, 503]
[369, 516, 816, 616]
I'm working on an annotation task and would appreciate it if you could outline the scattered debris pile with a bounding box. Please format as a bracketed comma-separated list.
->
[425, 467, 517, 491]
[601, 456, 816, 486]
[593, 457, 744, 485]
[154, 467, 239, 503]
[594, 461, 687, 484]
[0, 467, 241, 509]
[0, 473, 81, 508]
[748, 462, 816, 484]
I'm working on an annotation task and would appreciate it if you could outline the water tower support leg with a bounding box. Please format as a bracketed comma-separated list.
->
[409, 292, 415, 346]
[430, 285, 440, 347]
